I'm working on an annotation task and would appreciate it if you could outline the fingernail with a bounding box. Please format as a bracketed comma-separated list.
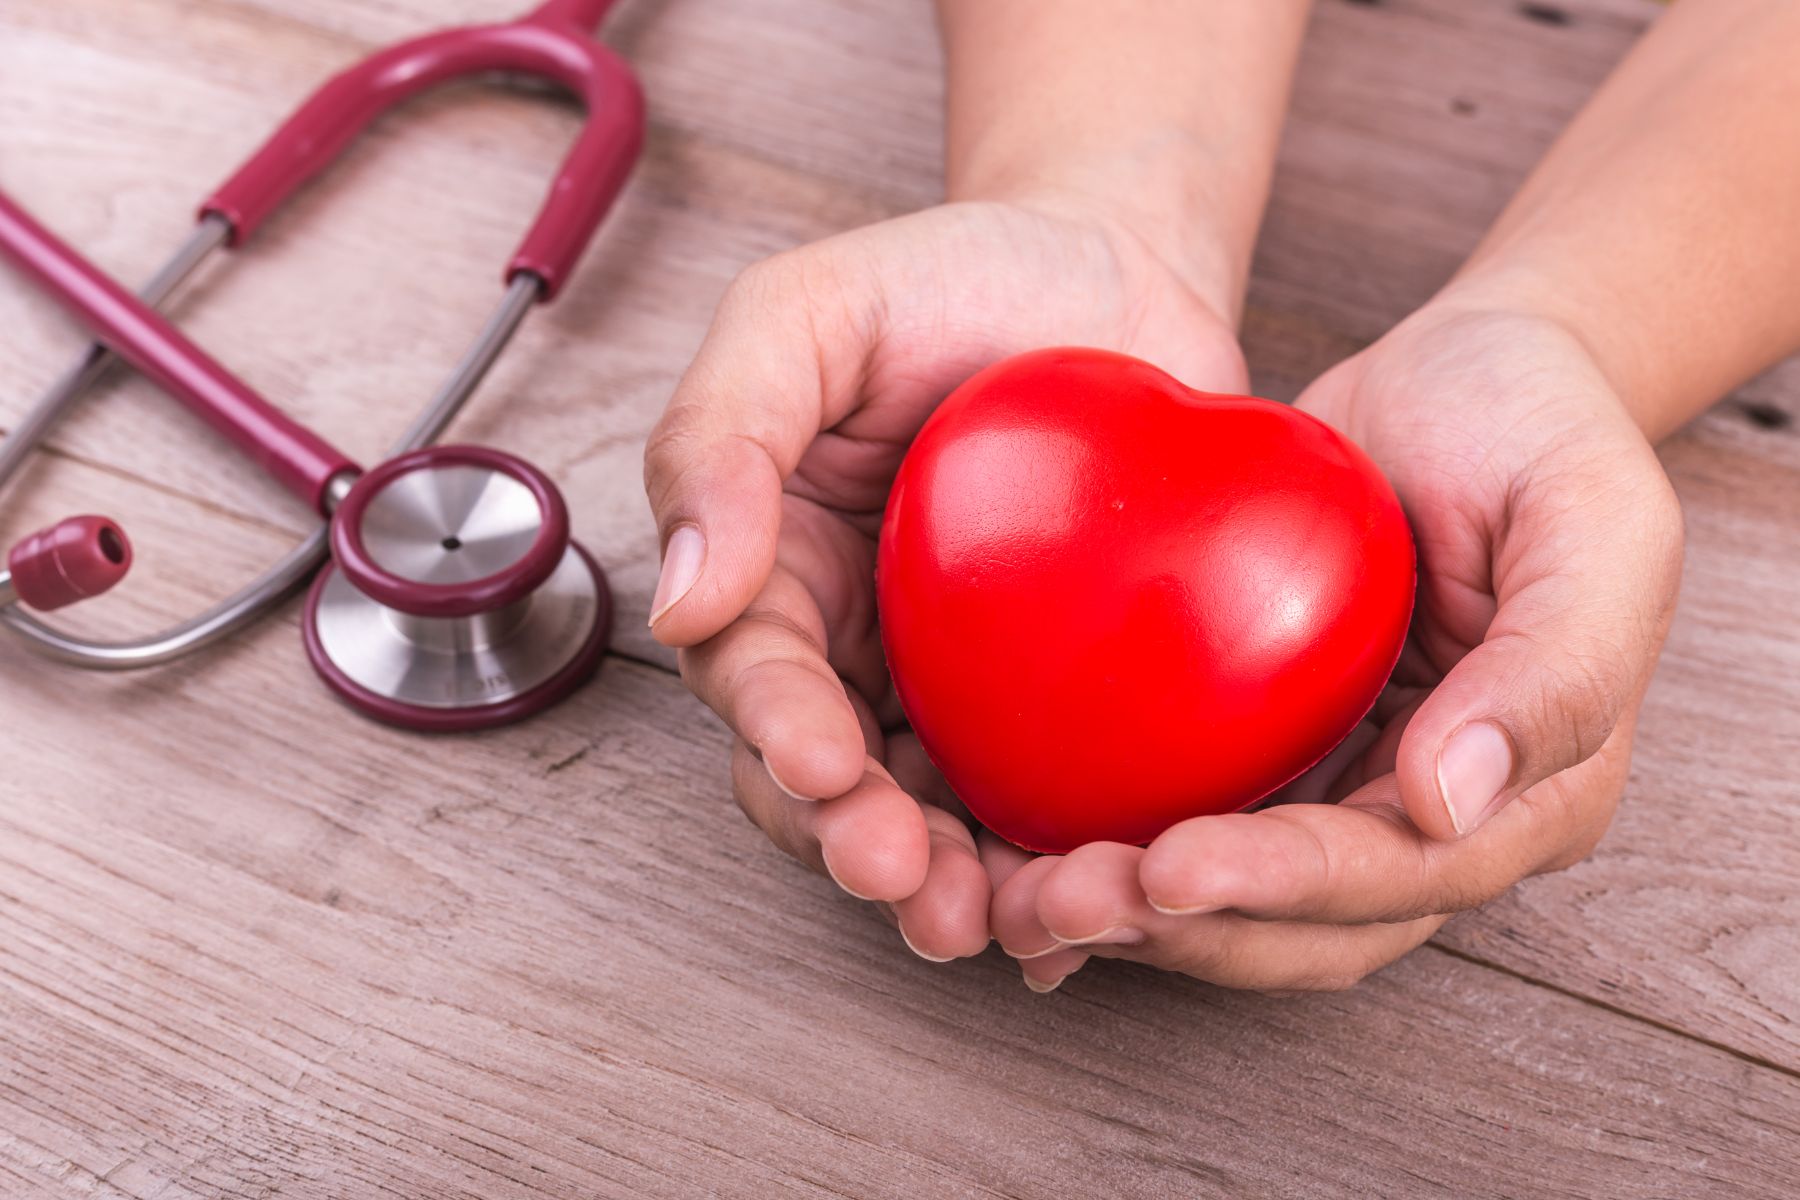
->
[648, 524, 705, 627]
[1147, 899, 1219, 918]
[820, 846, 877, 902]
[899, 924, 956, 964]
[1023, 971, 1065, 995]
[1062, 926, 1144, 948]
[1003, 940, 1069, 961]
[764, 759, 814, 802]
[1437, 721, 1515, 835]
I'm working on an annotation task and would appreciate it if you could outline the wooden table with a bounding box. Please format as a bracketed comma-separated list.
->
[3, 1, 1797, 1195]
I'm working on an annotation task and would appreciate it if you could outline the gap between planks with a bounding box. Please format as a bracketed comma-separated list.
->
[1429, 943, 1800, 1083]
[0, 424, 305, 542]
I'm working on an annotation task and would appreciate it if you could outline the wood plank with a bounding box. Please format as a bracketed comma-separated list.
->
[2, 560, 1799, 1196]
[223, 0, 951, 209]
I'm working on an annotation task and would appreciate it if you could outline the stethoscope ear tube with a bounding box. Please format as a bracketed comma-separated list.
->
[0, 217, 266, 665]
[200, 0, 644, 301]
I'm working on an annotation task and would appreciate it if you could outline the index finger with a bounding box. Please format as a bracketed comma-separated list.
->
[679, 563, 867, 802]
[643, 255, 871, 646]
[1137, 728, 1629, 926]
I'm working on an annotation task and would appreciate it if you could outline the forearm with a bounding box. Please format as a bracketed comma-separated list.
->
[1444, 0, 1800, 440]
[935, 0, 1311, 320]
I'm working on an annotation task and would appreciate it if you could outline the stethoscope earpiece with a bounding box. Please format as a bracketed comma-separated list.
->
[303, 445, 611, 731]
[0, 515, 132, 612]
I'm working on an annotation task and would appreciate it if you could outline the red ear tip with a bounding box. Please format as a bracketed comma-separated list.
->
[6, 515, 133, 611]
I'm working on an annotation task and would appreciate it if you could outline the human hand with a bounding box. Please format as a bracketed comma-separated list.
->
[644, 196, 1248, 960]
[991, 304, 1685, 992]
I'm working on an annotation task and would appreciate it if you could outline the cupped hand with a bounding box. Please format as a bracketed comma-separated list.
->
[993, 304, 1685, 992]
[644, 197, 1246, 960]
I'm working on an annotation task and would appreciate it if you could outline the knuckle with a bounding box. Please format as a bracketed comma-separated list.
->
[1308, 968, 1371, 994]
[1034, 856, 1114, 933]
[724, 256, 780, 303]
[729, 245, 872, 350]
[1560, 667, 1626, 764]
[739, 690, 838, 762]
[641, 410, 703, 496]
[1431, 872, 1502, 917]
[1651, 501, 1686, 609]
[1274, 808, 1442, 923]
[739, 572, 831, 649]
[682, 577, 831, 683]
[1655, 489, 1686, 556]
[1629, 470, 1686, 622]
[1164, 925, 1255, 986]
[726, 252, 809, 312]
[723, 635, 835, 709]
[1539, 833, 1601, 875]
[643, 407, 779, 500]
[1531, 775, 1622, 875]
[1503, 635, 1630, 770]
[1261, 813, 1341, 898]
[1640, 466, 1685, 541]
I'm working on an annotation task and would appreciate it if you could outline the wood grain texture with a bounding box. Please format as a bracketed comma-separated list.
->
[4, 591, 1800, 1199]
[3, 0, 1800, 1194]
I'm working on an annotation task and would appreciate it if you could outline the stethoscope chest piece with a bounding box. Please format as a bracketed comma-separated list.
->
[303, 445, 611, 731]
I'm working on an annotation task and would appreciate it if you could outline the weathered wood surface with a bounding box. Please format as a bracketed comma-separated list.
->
[2, 0, 1798, 1195]
[7, 613, 1800, 1199]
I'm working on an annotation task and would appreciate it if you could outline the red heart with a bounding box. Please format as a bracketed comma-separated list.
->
[878, 348, 1415, 852]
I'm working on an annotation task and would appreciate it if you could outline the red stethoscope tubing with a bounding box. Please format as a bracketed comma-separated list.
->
[0, 0, 642, 515]
[0, 194, 356, 512]
[203, 0, 642, 301]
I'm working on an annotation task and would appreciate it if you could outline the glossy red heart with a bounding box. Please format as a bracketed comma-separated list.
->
[877, 347, 1415, 853]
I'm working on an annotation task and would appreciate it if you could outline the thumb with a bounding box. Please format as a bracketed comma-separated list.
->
[642, 255, 872, 646]
[1396, 471, 1683, 840]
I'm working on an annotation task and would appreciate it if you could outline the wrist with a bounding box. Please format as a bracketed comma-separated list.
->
[956, 160, 1254, 329]
[937, 0, 1309, 328]
[1426, 262, 1680, 439]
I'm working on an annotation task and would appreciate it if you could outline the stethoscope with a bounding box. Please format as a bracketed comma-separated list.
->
[0, 0, 640, 730]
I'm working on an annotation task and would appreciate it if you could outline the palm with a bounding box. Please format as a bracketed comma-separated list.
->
[771, 200, 1246, 765]
[1291, 309, 1669, 811]
[647, 197, 1249, 956]
[980, 307, 1682, 995]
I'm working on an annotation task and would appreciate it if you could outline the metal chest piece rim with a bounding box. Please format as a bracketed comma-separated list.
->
[303, 446, 611, 731]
